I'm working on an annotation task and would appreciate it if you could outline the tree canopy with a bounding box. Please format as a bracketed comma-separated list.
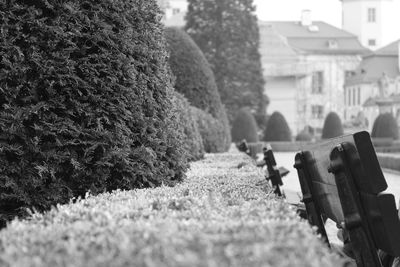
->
[185, 0, 266, 123]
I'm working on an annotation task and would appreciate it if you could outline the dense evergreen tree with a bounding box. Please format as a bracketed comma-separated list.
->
[321, 112, 344, 139]
[372, 113, 399, 139]
[263, 112, 292, 141]
[165, 27, 231, 152]
[231, 108, 259, 142]
[0, 0, 187, 225]
[185, 0, 266, 123]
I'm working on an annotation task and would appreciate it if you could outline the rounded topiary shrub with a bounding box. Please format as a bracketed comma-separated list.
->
[165, 27, 231, 152]
[296, 131, 312, 142]
[322, 112, 344, 139]
[263, 112, 292, 141]
[371, 113, 399, 139]
[231, 108, 259, 143]
[0, 0, 187, 224]
[170, 91, 204, 161]
[191, 107, 231, 153]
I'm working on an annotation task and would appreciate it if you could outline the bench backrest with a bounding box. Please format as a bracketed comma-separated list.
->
[295, 131, 400, 258]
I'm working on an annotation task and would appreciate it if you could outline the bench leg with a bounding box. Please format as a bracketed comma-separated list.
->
[330, 144, 382, 267]
[294, 152, 330, 245]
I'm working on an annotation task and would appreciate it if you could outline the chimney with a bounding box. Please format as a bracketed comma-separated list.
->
[301, 10, 312, 26]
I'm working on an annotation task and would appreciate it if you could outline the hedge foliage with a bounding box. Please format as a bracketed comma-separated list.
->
[372, 113, 399, 140]
[170, 91, 204, 161]
[231, 108, 259, 143]
[321, 112, 344, 139]
[185, 0, 266, 122]
[0, 0, 187, 225]
[263, 112, 292, 141]
[165, 27, 223, 118]
[192, 107, 231, 153]
[0, 151, 345, 267]
[165, 27, 231, 152]
[295, 131, 312, 142]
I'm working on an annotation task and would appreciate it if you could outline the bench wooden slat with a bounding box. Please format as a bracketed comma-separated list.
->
[295, 131, 400, 265]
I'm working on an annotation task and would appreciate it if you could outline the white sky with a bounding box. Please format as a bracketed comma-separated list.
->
[254, 0, 342, 28]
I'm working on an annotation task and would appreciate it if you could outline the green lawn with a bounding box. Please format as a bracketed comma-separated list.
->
[0, 149, 345, 267]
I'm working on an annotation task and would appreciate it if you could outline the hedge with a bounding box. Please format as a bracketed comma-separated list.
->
[165, 27, 231, 152]
[0, 0, 187, 226]
[263, 112, 292, 141]
[371, 113, 399, 140]
[231, 108, 259, 143]
[170, 91, 204, 161]
[192, 107, 231, 153]
[321, 112, 344, 139]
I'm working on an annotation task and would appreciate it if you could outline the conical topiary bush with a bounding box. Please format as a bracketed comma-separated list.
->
[263, 112, 292, 141]
[321, 112, 344, 139]
[371, 113, 399, 139]
[231, 108, 259, 143]
[165, 27, 231, 152]
[0, 0, 188, 225]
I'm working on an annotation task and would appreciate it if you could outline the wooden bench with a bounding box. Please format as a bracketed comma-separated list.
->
[293, 131, 400, 266]
[237, 140, 289, 196]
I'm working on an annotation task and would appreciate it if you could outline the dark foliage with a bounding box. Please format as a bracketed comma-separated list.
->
[170, 91, 204, 161]
[165, 27, 231, 152]
[263, 112, 292, 141]
[165, 27, 223, 117]
[321, 112, 344, 139]
[231, 108, 259, 143]
[295, 131, 312, 142]
[191, 107, 231, 153]
[371, 113, 399, 140]
[185, 0, 266, 122]
[0, 0, 187, 224]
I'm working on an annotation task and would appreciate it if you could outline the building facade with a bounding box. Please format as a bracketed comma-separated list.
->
[157, 0, 187, 27]
[341, 0, 400, 50]
[259, 15, 367, 135]
[345, 40, 400, 130]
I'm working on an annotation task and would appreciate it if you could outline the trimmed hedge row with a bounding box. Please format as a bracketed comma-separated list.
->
[0, 150, 344, 267]
[0, 0, 188, 225]
[192, 107, 231, 153]
[165, 27, 231, 152]
[170, 91, 204, 161]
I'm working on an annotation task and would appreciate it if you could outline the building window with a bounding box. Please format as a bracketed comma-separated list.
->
[357, 87, 361, 105]
[353, 88, 356, 106]
[345, 71, 354, 79]
[312, 71, 324, 94]
[347, 88, 351, 106]
[368, 39, 376, 46]
[367, 8, 376, 23]
[172, 8, 180, 15]
[311, 105, 324, 119]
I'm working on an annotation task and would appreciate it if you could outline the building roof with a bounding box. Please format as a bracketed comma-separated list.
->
[258, 21, 368, 55]
[346, 40, 400, 86]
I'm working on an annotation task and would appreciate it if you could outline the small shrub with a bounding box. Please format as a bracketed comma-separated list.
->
[231, 108, 259, 143]
[296, 131, 312, 142]
[192, 107, 231, 153]
[371, 113, 399, 140]
[170, 91, 204, 161]
[263, 112, 292, 141]
[322, 112, 344, 139]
